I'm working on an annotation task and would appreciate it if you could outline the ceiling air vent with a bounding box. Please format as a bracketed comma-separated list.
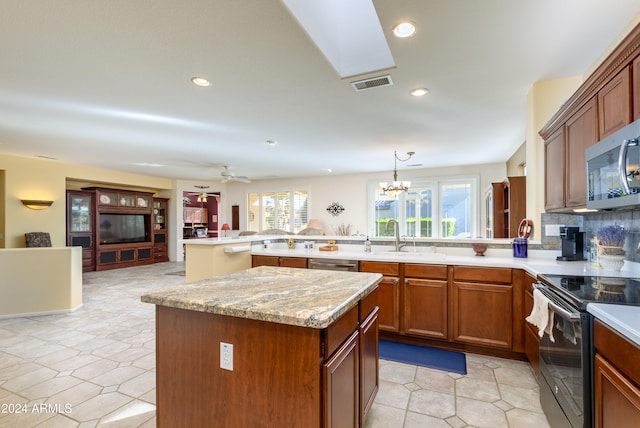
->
[351, 75, 393, 91]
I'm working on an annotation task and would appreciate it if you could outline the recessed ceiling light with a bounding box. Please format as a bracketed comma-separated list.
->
[266, 139, 278, 146]
[132, 162, 164, 167]
[410, 87, 429, 97]
[392, 21, 416, 38]
[191, 77, 211, 87]
[326, 168, 333, 173]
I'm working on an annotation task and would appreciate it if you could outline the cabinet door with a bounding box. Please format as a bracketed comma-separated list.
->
[377, 276, 400, 333]
[403, 278, 447, 339]
[544, 127, 566, 211]
[252, 255, 279, 267]
[598, 66, 632, 138]
[635, 56, 640, 121]
[359, 308, 378, 427]
[359, 262, 399, 333]
[279, 257, 307, 268]
[594, 354, 640, 428]
[324, 331, 359, 428]
[565, 97, 598, 208]
[452, 282, 513, 349]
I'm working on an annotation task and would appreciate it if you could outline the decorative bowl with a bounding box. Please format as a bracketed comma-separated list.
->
[472, 244, 488, 256]
[598, 254, 625, 271]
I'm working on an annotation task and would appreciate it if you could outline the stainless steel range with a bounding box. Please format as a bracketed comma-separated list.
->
[535, 274, 640, 428]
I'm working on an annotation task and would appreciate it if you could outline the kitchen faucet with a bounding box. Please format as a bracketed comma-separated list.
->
[385, 219, 406, 251]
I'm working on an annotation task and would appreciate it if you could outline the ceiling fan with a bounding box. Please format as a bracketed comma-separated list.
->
[220, 166, 251, 183]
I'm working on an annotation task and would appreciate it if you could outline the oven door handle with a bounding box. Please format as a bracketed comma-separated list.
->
[533, 283, 581, 321]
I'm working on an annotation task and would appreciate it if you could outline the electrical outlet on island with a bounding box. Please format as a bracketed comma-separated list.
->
[220, 342, 233, 371]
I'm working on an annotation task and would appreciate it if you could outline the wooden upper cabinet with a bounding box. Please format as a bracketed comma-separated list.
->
[598, 65, 632, 138]
[634, 56, 640, 120]
[565, 97, 598, 208]
[544, 127, 565, 211]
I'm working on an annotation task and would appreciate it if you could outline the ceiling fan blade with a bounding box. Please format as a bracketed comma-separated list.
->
[235, 176, 251, 183]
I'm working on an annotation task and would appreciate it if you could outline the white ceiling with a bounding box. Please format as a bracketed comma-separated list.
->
[1, 0, 640, 183]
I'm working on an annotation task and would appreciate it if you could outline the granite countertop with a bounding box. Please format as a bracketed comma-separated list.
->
[141, 266, 382, 329]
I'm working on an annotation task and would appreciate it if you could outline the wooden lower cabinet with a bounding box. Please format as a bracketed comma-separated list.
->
[252, 254, 279, 266]
[403, 264, 448, 339]
[360, 262, 400, 333]
[594, 319, 640, 428]
[279, 256, 308, 268]
[594, 354, 640, 428]
[360, 307, 379, 426]
[252, 254, 307, 268]
[324, 330, 360, 428]
[451, 267, 513, 349]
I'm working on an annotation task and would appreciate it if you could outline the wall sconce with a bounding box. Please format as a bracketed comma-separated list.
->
[21, 199, 54, 210]
[221, 223, 230, 237]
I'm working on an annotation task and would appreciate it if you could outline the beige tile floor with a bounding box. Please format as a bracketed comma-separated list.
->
[0, 262, 550, 427]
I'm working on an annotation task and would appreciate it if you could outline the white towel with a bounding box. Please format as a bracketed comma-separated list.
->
[526, 288, 555, 342]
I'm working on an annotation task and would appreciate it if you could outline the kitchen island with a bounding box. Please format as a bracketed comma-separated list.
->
[141, 266, 382, 428]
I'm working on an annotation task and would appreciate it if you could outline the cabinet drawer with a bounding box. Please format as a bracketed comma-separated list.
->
[279, 257, 307, 268]
[324, 305, 359, 359]
[404, 264, 447, 280]
[453, 266, 512, 284]
[252, 255, 279, 267]
[359, 287, 378, 322]
[360, 261, 399, 276]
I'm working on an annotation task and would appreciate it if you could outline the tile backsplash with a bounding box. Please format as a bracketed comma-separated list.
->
[540, 209, 640, 263]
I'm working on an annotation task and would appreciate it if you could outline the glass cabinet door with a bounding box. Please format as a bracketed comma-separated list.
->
[70, 194, 92, 232]
[154, 199, 167, 230]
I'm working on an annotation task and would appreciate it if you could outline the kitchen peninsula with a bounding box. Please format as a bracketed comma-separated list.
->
[141, 266, 382, 427]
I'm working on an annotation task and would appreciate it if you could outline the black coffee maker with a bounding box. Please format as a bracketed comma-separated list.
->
[556, 226, 586, 261]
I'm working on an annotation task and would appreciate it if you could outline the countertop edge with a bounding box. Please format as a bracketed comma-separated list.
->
[587, 303, 640, 346]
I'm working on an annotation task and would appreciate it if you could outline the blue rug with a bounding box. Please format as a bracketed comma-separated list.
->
[379, 340, 467, 375]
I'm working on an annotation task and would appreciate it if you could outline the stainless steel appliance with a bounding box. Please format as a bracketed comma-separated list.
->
[586, 118, 640, 210]
[535, 274, 640, 428]
[308, 258, 359, 272]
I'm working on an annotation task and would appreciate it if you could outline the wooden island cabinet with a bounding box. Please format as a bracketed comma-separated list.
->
[142, 267, 381, 428]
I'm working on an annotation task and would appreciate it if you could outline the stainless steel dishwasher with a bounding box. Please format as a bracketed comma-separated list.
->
[308, 258, 359, 272]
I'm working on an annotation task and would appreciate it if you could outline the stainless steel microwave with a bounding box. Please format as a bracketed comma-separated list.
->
[586, 118, 640, 209]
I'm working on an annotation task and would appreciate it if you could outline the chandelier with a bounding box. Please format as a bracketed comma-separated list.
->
[379, 151, 415, 194]
[195, 185, 210, 202]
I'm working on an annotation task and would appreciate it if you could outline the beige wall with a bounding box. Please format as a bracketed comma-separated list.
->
[0, 247, 83, 317]
[506, 142, 526, 177]
[525, 76, 582, 239]
[223, 162, 507, 239]
[0, 153, 174, 249]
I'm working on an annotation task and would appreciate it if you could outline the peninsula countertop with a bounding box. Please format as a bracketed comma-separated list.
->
[141, 266, 382, 329]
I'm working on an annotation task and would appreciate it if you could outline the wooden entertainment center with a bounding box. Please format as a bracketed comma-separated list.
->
[66, 187, 168, 271]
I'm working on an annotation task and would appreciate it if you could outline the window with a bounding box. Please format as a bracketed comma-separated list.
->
[248, 190, 308, 233]
[369, 175, 479, 239]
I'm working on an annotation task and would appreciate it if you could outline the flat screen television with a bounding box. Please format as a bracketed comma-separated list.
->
[99, 213, 150, 244]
